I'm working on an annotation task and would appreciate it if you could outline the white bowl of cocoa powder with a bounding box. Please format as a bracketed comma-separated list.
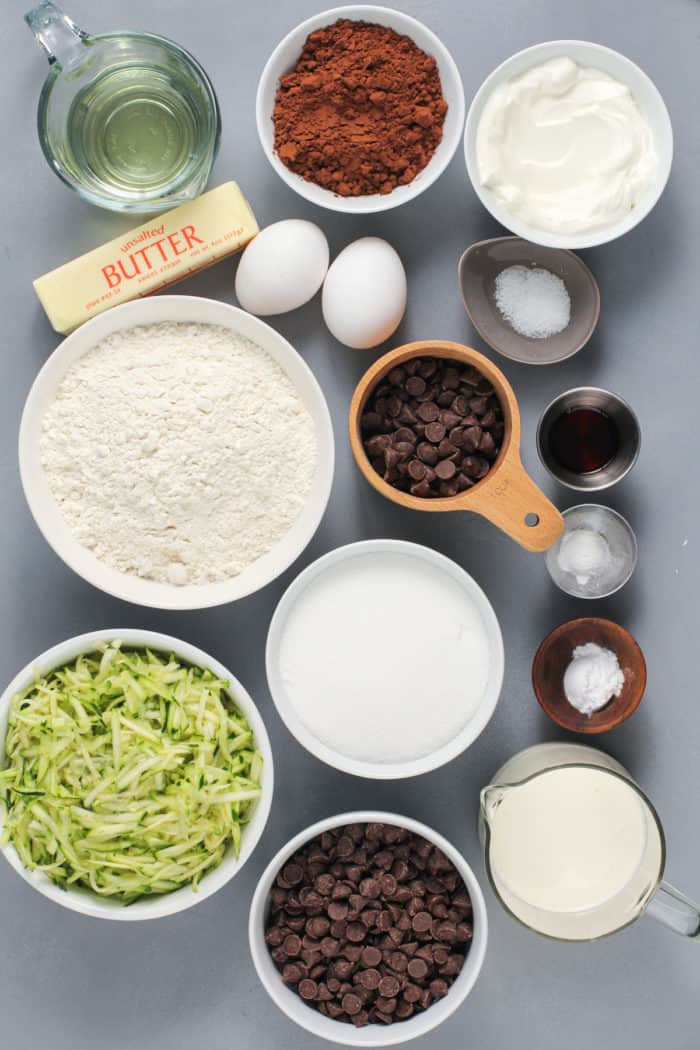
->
[256, 6, 465, 213]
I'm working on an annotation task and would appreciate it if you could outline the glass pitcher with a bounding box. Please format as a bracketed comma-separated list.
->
[25, 2, 221, 212]
[479, 742, 699, 941]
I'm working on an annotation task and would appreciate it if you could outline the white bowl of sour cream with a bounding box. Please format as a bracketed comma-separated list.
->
[464, 41, 673, 249]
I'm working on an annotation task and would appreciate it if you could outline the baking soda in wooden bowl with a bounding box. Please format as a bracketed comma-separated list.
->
[266, 539, 504, 779]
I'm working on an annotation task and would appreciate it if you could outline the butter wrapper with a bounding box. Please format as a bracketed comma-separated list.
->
[33, 182, 259, 333]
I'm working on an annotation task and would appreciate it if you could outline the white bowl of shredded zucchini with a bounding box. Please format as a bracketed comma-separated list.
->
[0, 629, 273, 920]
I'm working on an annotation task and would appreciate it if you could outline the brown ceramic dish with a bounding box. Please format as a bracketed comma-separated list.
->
[458, 237, 600, 365]
[532, 617, 646, 734]
[349, 340, 564, 552]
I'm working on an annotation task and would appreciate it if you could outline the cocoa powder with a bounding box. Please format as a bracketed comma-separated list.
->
[272, 20, 448, 197]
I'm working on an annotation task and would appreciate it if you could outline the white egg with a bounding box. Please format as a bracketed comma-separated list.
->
[235, 219, 329, 316]
[322, 238, 407, 349]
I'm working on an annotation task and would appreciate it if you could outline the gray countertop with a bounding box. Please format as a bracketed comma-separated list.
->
[1, 0, 698, 1047]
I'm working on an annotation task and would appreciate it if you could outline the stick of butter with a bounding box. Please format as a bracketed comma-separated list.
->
[33, 182, 259, 333]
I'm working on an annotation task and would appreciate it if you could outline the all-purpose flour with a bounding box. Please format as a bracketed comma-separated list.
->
[40, 322, 317, 586]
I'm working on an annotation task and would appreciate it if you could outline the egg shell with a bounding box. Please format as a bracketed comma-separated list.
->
[322, 238, 407, 349]
[235, 219, 329, 316]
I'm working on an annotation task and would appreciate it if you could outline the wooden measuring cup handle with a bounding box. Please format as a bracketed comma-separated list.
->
[468, 455, 564, 552]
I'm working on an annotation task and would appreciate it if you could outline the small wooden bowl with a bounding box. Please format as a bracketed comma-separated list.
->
[349, 340, 564, 552]
[532, 618, 647, 733]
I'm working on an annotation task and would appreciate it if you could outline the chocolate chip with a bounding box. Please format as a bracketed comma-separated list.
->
[361, 411, 382, 432]
[380, 874, 398, 897]
[416, 442, 439, 466]
[282, 933, 301, 956]
[361, 946, 382, 967]
[378, 975, 401, 998]
[407, 957, 429, 980]
[416, 401, 439, 423]
[479, 431, 497, 459]
[357, 967, 381, 989]
[405, 376, 426, 397]
[435, 459, 457, 481]
[407, 459, 426, 481]
[282, 863, 304, 886]
[412, 911, 433, 933]
[417, 358, 436, 378]
[265, 822, 472, 1029]
[424, 421, 446, 443]
[328, 901, 348, 921]
[365, 434, 391, 457]
[440, 410, 461, 430]
[362, 357, 504, 500]
[342, 992, 363, 1016]
[315, 873, 335, 895]
[282, 962, 304, 984]
[437, 439, 458, 459]
[299, 979, 318, 1001]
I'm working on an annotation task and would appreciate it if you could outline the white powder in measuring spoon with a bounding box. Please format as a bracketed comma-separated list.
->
[40, 323, 316, 586]
[277, 552, 492, 764]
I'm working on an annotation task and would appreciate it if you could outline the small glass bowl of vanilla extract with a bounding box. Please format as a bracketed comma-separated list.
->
[536, 387, 641, 491]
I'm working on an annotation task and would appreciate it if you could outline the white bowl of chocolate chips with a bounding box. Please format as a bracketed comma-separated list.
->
[249, 812, 488, 1046]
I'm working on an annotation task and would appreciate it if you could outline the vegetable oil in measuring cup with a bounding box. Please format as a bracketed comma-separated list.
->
[66, 65, 205, 198]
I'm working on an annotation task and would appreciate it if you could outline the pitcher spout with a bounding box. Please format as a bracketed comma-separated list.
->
[480, 784, 510, 825]
[25, 1, 87, 67]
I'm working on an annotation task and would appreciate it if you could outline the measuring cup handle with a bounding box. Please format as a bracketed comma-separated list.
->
[468, 454, 564, 553]
[645, 881, 700, 938]
[25, 1, 87, 67]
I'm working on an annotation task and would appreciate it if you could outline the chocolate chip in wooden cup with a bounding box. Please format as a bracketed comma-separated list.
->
[360, 356, 504, 500]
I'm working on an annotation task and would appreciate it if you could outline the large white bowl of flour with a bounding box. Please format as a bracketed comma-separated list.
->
[19, 296, 334, 609]
[266, 539, 504, 778]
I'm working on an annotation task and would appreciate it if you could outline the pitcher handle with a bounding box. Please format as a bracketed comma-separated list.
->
[645, 880, 700, 938]
[25, 1, 87, 67]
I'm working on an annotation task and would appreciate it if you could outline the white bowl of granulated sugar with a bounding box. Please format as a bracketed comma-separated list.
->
[19, 296, 334, 610]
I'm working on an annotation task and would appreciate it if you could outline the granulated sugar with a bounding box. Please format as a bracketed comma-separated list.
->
[277, 551, 492, 764]
[40, 322, 316, 586]
[494, 264, 571, 339]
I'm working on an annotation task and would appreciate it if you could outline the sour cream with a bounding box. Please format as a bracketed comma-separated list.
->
[476, 57, 658, 235]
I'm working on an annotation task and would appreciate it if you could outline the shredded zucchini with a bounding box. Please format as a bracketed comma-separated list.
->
[0, 642, 262, 904]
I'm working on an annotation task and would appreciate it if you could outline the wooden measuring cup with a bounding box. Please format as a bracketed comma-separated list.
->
[349, 341, 564, 552]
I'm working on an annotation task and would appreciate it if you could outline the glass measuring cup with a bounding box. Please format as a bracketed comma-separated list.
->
[479, 742, 700, 941]
[25, 2, 221, 212]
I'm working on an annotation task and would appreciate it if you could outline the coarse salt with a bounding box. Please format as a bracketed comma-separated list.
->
[494, 264, 571, 339]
